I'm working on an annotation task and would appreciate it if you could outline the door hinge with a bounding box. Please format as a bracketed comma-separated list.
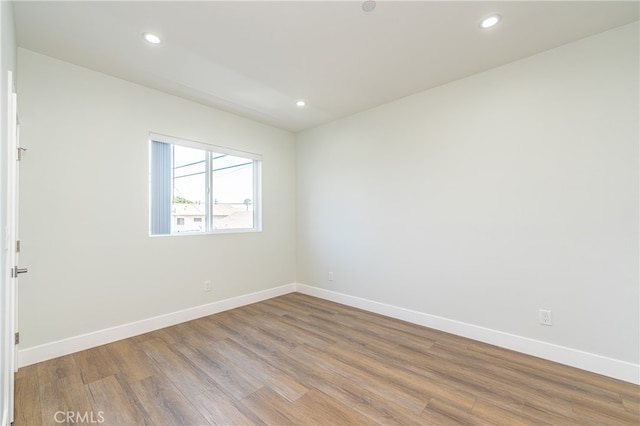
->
[16, 240, 20, 253]
[15, 332, 19, 345]
[17, 147, 26, 161]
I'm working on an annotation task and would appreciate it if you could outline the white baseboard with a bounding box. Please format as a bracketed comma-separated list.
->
[295, 283, 640, 385]
[18, 283, 296, 368]
[18, 282, 639, 385]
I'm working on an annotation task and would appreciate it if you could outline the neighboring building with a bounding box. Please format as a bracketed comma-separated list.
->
[171, 203, 205, 233]
[172, 202, 253, 232]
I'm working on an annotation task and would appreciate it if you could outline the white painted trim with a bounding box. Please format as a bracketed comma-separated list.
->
[18, 282, 639, 385]
[18, 283, 296, 367]
[295, 283, 640, 385]
[149, 132, 262, 160]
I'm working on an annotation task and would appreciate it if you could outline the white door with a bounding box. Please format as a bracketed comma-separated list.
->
[2, 70, 24, 426]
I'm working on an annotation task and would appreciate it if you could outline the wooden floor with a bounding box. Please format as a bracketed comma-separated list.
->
[14, 293, 640, 425]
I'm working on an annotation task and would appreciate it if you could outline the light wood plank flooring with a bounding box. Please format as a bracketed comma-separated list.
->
[14, 293, 640, 425]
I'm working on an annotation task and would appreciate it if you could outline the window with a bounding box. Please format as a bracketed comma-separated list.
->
[150, 133, 261, 235]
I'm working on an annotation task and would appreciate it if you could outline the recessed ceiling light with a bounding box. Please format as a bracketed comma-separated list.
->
[142, 32, 162, 44]
[480, 14, 501, 29]
[362, 1, 376, 12]
[296, 100, 307, 107]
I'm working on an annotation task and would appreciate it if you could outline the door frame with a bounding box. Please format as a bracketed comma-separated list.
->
[2, 69, 18, 426]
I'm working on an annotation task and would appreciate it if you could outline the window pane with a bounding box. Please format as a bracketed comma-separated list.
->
[172, 145, 206, 233]
[211, 154, 254, 230]
[150, 134, 260, 236]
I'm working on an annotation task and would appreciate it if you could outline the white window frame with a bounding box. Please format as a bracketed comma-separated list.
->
[149, 132, 262, 236]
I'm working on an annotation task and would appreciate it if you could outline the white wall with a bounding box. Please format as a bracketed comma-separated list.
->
[17, 49, 296, 350]
[297, 23, 639, 367]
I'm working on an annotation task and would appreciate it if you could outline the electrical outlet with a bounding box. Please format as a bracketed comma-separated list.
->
[204, 280, 212, 292]
[328, 271, 334, 281]
[539, 309, 552, 326]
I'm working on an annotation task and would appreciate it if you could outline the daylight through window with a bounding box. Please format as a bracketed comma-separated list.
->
[150, 134, 261, 235]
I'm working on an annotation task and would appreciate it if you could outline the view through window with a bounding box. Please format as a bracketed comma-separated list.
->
[150, 134, 261, 235]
